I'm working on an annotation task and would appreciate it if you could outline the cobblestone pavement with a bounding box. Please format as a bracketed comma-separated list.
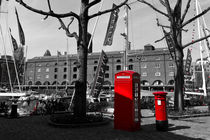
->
[0, 113, 209, 140]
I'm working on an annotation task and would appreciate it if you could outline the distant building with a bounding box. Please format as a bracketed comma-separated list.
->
[24, 44, 176, 91]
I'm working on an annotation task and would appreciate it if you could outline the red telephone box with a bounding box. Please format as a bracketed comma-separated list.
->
[114, 71, 141, 131]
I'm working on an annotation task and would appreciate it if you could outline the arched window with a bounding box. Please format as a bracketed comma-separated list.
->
[35, 81, 42, 85]
[128, 58, 133, 62]
[116, 59, 121, 63]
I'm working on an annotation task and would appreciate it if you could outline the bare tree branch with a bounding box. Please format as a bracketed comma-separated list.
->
[57, 18, 79, 41]
[183, 34, 210, 49]
[181, 0, 191, 23]
[47, 0, 52, 12]
[86, 0, 101, 10]
[137, 0, 169, 18]
[16, 0, 80, 19]
[156, 18, 170, 29]
[155, 36, 166, 43]
[159, 0, 166, 7]
[89, 0, 128, 19]
[182, 6, 210, 28]
[164, 0, 172, 15]
[43, 0, 52, 20]
[67, 17, 74, 30]
[206, 28, 210, 33]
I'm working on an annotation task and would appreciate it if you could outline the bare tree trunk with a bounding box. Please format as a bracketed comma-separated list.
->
[73, 0, 89, 118]
[174, 52, 184, 112]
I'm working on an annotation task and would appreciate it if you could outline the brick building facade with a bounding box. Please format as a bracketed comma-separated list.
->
[24, 44, 176, 91]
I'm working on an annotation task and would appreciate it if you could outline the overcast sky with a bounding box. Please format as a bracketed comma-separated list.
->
[0, 0, 210, 62]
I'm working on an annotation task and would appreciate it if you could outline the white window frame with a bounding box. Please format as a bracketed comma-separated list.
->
[37, 68, 41, 72]
[155, 72, 161, 76]
[142, 72, 147, 76]
[169, 72, 174, 76]
[46, 68, 49, 72]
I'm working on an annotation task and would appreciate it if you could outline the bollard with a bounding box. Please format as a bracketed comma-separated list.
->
[153, 91, 168, 131]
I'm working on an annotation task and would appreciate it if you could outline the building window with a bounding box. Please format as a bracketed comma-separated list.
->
[29, 77, 32, 80]
[155, 64, 160, 68]
[116, 59, 121, 63]
[30, 70, 33, 73]
[141, 63, 147, 68]
[46, 68, 49, 72]
[94, 60, 98, 64]
[55, 63, 58, 66]
[141, 57, 146, 61]
[54, 74, 57, 79]
[169, 63, 174, 67]
[54, 68, 58, 72]
[46, 63, 50, 66]
[169, 72, 174, 76]
[116, 65, 121, 71]
[37, 75, 41, 79]
[105, 73, 109, 78]
[94, 66, 97, 71]
[129, 59, 133, 62]
[38, 64, 42, 67]
[155, 72, 161, 76]
[156, 56, 160, 60]
[45, 75, 49, 79]
[142, 72, 147, 76]
[106, 65, 109, 71]
[63, 74, 67, 79]
[73, 74, 77, 79]
[128, 65, 133, 70]
[37, 68, 41, 72]
[64, 62, 67, 65]
[64, 67, 67, 72]
[73, 67, 77, 72]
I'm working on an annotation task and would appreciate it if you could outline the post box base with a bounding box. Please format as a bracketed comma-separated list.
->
[156, 120, 168, 131]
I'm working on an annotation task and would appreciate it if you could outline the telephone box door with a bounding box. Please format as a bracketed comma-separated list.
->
[114, 70, 141, 131]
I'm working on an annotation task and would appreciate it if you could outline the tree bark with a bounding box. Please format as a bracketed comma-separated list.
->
[174, 51, 184, 112]
[73, 0, 89, 118]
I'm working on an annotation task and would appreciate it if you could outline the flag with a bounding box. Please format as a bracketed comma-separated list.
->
[14, 46, 24, 62]
[15, 8, 25, 46]
[185, 49, 192, 75]
[162, 28, 175, 58]
[87, 32, 92, 53]
[9, 29, 18, 51]
[103, 4, 119, 46]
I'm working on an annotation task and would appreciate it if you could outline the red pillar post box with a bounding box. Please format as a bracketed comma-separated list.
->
[114, 71, 141, 131]
[153, 91, 168, 131]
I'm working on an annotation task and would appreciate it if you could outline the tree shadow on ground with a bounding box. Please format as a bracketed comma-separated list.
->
[0, 116, 205, 140]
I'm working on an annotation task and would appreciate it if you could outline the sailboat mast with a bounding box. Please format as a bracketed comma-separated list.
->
[196, 0, 207, 96]
[197, 1, 210, 61]
[124, 5, 129, 70]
